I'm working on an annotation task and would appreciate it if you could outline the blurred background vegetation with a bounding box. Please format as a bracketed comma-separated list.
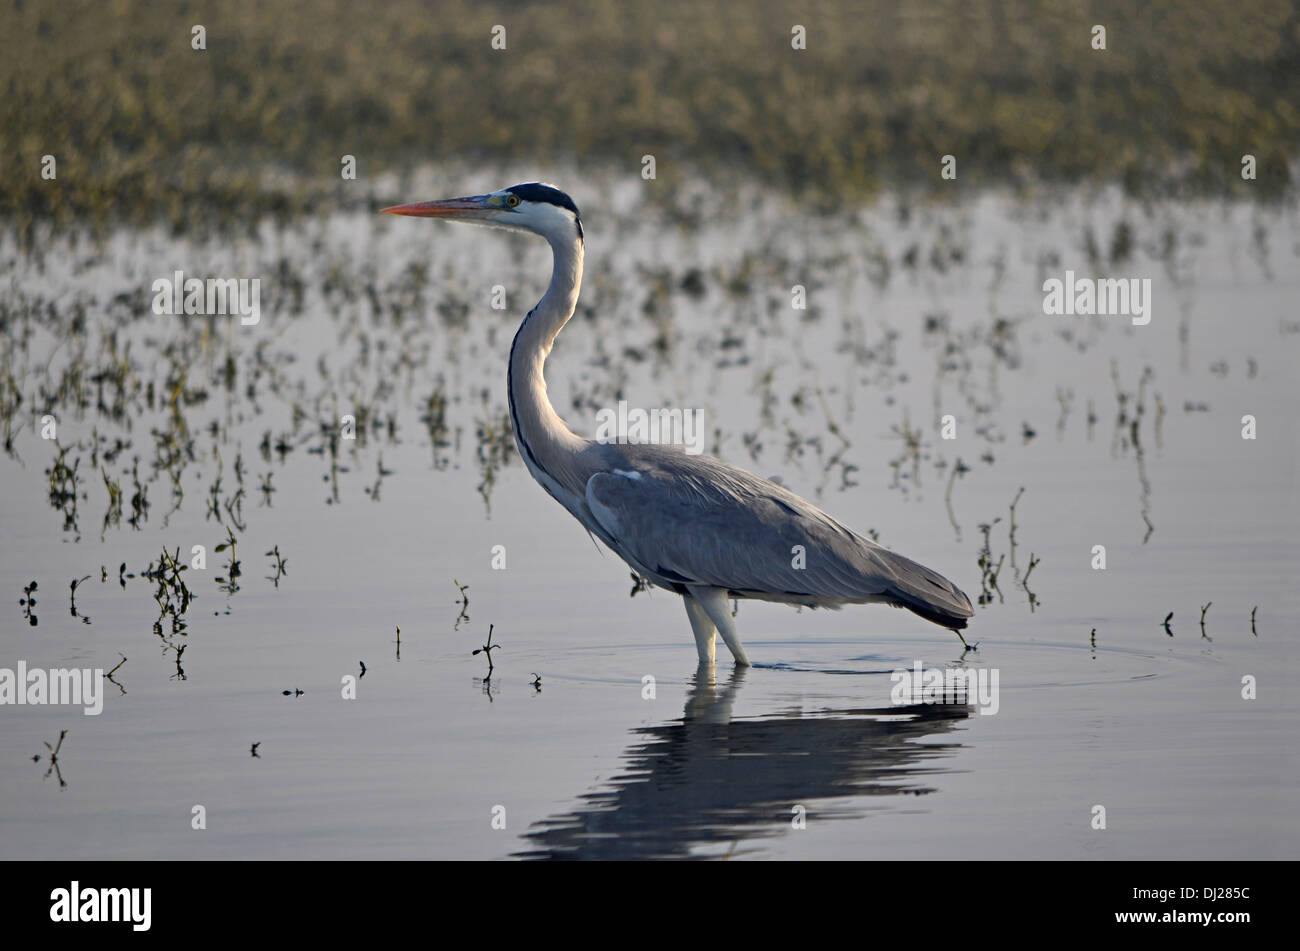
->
[3, 0, 1298, 230]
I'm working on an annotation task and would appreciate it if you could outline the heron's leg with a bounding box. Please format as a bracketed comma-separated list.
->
[683, 594, 717, 665]
[688, 586, 751, 667]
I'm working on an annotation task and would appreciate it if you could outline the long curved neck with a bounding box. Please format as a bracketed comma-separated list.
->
[507, 230, 588, 495]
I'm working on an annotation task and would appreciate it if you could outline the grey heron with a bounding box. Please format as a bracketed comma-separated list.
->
[383, 183, 974, 666]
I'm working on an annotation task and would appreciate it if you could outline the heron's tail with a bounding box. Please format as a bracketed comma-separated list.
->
[868, 546, 975, 631]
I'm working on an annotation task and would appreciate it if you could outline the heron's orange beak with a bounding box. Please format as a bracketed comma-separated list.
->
[380, 196, 493, 219]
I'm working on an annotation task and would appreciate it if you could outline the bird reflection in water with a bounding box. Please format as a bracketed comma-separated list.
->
[515, 666, 970, 860]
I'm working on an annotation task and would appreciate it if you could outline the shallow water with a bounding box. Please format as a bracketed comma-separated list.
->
[1, 183, 1296, 859]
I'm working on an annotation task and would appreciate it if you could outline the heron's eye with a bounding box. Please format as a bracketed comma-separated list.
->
[506, 194, 520, 208]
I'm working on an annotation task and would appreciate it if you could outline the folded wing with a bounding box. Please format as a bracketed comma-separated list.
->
[583, 450, 973, 628]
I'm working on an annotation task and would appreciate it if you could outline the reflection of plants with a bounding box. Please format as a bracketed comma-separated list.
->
[127, 458, 148, 529]
[100, 467, 122, 535]
[888, 412, 923, 492]
[1110, 363, 1157, 543]
[258, 471, 275, 507]
[19, 580, 38, 626]
[215, 525, 241, 595]
[41, 730, 68, 788]
[1007, 487, 1024, 568]
[106, 654, 128, 694]
[152, 425, 189, 516]
[973, 489, 1041, 612]
[475, 413, 515, 512]
[976, 520, 1004, 606]
[453, 580, 470, 630]
[147, 546, 193, 636]
[69, 575, 91, 624]
[943, 456, 969, 541]
[1021, 553, 1041, 612]
[265, 545, 287, 587]
[473, 624, 501, 681]
[46, 445, 79, 533]
[421, 383, 452, 470]
[0, 372, 21, 459]
[366, 453, 392, 501]
[170, 643, 187, 681]
[148, 551, 190, 678]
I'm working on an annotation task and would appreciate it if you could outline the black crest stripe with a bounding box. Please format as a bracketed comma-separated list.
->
[507, 183, 580, 217]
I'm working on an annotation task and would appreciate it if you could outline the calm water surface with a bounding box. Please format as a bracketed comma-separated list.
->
[1, 181, 1296, 859]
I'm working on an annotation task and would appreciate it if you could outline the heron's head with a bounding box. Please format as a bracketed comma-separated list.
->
[382, 182, 582, 244]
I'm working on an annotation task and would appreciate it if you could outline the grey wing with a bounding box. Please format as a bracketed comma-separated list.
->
[583, 459, 973, 627]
